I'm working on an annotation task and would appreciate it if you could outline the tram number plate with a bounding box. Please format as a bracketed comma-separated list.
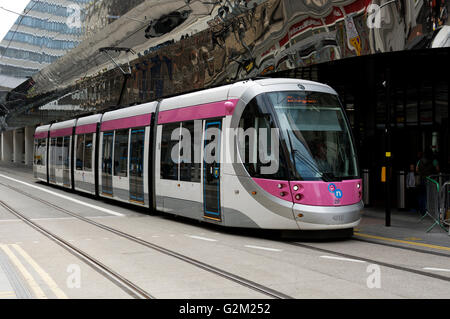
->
[332, 214, 345, 222]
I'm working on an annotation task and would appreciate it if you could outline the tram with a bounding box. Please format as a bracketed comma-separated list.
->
[34, 78, 363, 231]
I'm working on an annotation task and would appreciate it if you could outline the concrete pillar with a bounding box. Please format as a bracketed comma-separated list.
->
[25, 126, 35, 166]
[1, 131, 13, 162]
[13, 128, 24, 164]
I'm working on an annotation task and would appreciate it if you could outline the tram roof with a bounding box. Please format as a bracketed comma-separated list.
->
[50, 119, 77, 131]
[102, 102, 157, 122]
[76, 114, 103, 127]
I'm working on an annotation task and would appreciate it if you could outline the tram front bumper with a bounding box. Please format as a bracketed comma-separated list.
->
[293, 201, 363, 230]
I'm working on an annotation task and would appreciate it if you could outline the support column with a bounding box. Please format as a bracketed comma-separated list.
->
[1, 131, 13, 162]
[25, 126, 35, 166]
[13, 128, 25, 164]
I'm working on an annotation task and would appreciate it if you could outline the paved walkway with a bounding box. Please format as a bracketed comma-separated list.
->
[356, 207, 450, 251]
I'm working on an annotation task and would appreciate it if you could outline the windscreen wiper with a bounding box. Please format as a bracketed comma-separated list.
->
[292, 150, 331, 182]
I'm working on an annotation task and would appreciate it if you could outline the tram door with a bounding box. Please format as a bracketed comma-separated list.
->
[102, 132, 113, 195]
[62, 136, 70, 187]
[203, 120, 222, 221]
[49, 138, 56, 183]
[129, 128, 145, 203]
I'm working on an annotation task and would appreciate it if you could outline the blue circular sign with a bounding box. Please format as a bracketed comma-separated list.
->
[328, 183, 336, 193]
[328, 183, 344, 199]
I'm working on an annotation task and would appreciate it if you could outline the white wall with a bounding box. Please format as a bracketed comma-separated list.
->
[13, 129, 24, 164]
[1, 131, 13, 162]
[24, 126, 35, 166]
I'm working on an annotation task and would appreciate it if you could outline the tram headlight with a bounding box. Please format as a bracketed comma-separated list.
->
[295, 194, 303, 201]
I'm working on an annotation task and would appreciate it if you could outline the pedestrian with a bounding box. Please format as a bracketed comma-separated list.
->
[406, 164, 418, 212]
[432, 151, 440, 173]
[416, 149, 437, 215]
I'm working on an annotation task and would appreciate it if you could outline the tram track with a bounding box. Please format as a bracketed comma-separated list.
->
[286, 242, 450, 283]
[0, 200, 154, 299]
[0, 181, 292, 299]
[351, 237, 450, 258]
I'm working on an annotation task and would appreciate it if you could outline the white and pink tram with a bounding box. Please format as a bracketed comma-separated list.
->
[33, 78, 363, 232]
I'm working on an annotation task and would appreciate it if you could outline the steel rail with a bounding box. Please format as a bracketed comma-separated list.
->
[0, 181, 292, 299]
[0, 200, 155, 299]
[287, 242, 450, 283]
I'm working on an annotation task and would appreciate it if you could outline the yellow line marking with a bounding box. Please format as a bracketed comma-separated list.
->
[0, 291, 16, 298]
[0, 244, 47, 299]
[354, 232, 450, 252]
[204, 216, 221, 221]
[404, 237, 423, 241]
[11, 245, 68, 299]
[129, 200, 145, 205]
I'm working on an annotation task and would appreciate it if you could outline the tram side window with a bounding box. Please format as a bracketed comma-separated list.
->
[114, 129, 129, 177]
[84, 134, 93, 171]
[76, 135, 85, 170]
[102, 132, 114, 176]
[34, 140, 39, 165]
[130, 128, 145, 178]
[239, 96, 288, 180]
[63, 136, 70, 170]
[180, 121, 201, 183]
[160, 123, 180, 181]
[50, 138, 57, 168]
[76, 134, 94, 171]
[56, 137, 64, 169]
[34, 139, 47, 166]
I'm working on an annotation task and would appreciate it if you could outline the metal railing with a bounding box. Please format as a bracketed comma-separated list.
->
[442, 182, 450, 235]
[421, 174, 450, 232]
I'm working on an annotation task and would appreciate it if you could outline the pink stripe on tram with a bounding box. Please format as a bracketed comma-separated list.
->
[34, 132, 48, 139]
[252, 178, 363, 207]
[252, 178, 293, 203]
[50, 127, 73, 138]
[289, 179, 362, 207]
[101, 113, 152, 132]
[76, 123, 98, 135]
[158, 99, 239, 124]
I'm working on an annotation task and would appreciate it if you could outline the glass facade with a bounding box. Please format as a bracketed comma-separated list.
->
[0, 0, 90, 90]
